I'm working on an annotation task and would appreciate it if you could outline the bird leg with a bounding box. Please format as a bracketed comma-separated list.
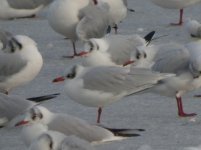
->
[97, 107, 102, 124]
[170, 9, 183, 26]
[176, 96, 196, 117]
[113, 24, 118, 34]
[63, 41, 80, 58]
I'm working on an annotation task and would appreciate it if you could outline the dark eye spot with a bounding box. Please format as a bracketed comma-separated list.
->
[144, 53, 147, 58]
[89, 42, 94, 52]
[67, 73, 74, 79]
[39, 113, 43, 119]
[32, 114, 37, 120]
[66, 66, 76, 79]
[136, 53, 140, 59]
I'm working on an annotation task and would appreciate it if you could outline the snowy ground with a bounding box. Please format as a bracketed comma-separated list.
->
[0, 0, 201, 150]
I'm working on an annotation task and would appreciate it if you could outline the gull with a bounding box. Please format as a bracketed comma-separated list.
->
[0, 93, 59, 127]
[0, 93, 35, 127]
[150, 0, 201, 25]
[29, 129, 95, 150]
[15, 105, 141, 144]
[139, 41, 201, 117]
[0, 0, 54, 19]
[185, 19, 201, 38]
[47, 0, 110, 58]
[0, 30, 43, 94]
[53, 65, 174, 123]
[79, 31, 155, 67]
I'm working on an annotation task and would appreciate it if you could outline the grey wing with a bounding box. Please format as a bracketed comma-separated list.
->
[7, 0, 53, 9]
[0, 93, 34, 125]
[76, 4, 110, 41]
[0, 52, 27, 82]
[83, 66, 171, 95]
[106, 35, 144, 65]
[61, 136, 95, 150]
[48, 114, 113, 142]
[152, 43, 190, 73]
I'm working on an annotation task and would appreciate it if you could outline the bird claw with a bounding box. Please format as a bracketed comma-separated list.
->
[178, 112, 197, 117]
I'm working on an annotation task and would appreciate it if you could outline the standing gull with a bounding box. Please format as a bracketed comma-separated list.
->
[53, 65, 173, 123]
[150, 0, 201, 25]
[139, 41, 201, 117]
[47, 0, 110, 58]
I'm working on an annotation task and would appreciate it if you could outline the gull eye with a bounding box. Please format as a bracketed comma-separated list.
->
[39, 113, 43, 119]
[67, 73, 74, 79]
[136, 53, 140, 59]
[90, 46, 93, 51]
[32, 114, 37, 120]
[144, 53, 147, 58]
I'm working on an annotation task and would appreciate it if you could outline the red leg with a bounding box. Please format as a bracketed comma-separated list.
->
[176, 96, 196, 117]
[97, 107, 102, 123]
[170, 9, 183, 26]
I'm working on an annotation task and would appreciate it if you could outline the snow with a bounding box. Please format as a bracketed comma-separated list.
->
[0, 0, 201, 150]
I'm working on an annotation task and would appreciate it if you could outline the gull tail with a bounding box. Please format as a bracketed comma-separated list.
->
[26, 93, 60, 102]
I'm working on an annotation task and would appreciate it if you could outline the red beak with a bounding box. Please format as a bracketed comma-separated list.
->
[123, 60, 135, 66]
[77, 51, 89, 57]
[15, 120, 29, 127]
[52, 76, 65, 83]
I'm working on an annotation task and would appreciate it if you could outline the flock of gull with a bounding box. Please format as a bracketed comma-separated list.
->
[0, 0, 201, 150]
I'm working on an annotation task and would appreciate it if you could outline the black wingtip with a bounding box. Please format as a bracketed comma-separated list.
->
[27, 93, 60, 102]
[128, 8, 135, 12]
[144, 31, 156, 44]
[191, 34, 197, 38]
[100, 126, 145, 137]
